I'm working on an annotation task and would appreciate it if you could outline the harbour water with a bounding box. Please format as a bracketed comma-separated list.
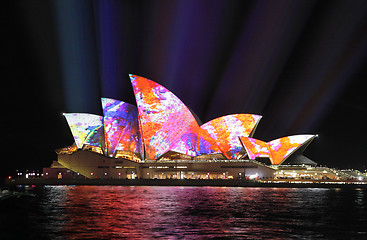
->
[1, 186, 366, 239]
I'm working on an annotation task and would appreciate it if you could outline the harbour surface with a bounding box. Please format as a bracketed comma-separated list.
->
[1, 186, 367, 239]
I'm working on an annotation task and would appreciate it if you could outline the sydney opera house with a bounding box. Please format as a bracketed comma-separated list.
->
[50, 75, 318, 180]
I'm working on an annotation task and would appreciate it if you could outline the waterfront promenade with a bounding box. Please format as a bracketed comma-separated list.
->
[4, 178, 367, 188]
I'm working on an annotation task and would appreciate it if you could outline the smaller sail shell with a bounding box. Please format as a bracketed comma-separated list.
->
[63, 113, 105, 151]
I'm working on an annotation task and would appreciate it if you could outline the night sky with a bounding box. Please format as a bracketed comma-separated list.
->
[3, 0, 367, 178]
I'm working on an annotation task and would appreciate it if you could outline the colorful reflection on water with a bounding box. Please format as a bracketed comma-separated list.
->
[1, 186, 367, 239]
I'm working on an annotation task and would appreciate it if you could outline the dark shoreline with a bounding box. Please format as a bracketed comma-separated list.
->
[4, 178, 367, 188]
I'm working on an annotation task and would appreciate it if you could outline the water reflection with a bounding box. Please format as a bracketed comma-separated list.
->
[2, 186, 367, 239]
[49, 186, 366, 239]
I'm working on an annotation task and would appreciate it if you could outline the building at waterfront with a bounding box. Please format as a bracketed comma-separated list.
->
[49, 75, 319, 180]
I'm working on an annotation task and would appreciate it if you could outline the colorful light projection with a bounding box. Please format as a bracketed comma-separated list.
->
[201, 114, 262, 159]
[239, 135, 316, 165]
[130, 74, 202, 160]
[197, 127, 223, 156]
[84, 124, 106, 152]
[62, 75, 316, 162]
[63, 113, 106, 151]
[101, 98, 141, 157]
[239, 137, 271, 160]
[170, 126, 223, 157]
[170, 131, 198, 157]
[268, 135, 315, 165]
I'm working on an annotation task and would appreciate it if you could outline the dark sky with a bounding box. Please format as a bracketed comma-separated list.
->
[3, 0, 367, 178]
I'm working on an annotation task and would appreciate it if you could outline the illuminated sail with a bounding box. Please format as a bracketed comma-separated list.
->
[239, 137, 271, 160]
[130, 74, 201, 159]
[268, 135, 315, 165]
[101, 98, 141, 157]
[240, 135, 316, 165]
[170, 125, 223, 157]
[201, 114, 262, 159]
[63, 113, 105, 150]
